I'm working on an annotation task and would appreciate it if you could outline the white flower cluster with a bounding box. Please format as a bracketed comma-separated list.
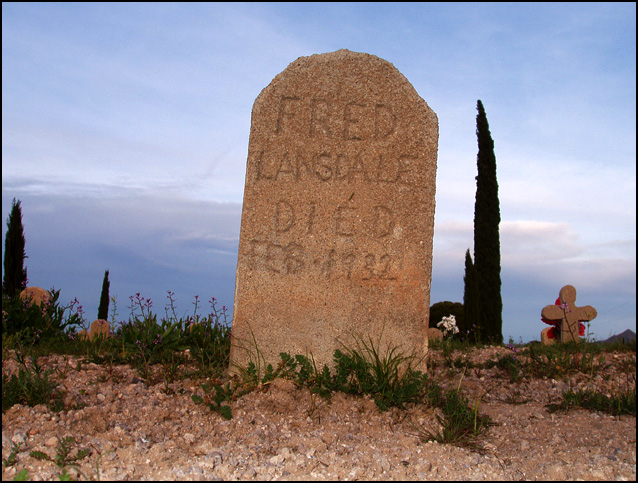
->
[437, 314, 459, 338]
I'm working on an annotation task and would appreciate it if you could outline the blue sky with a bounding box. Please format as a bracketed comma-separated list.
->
[2, 2, 635, 342]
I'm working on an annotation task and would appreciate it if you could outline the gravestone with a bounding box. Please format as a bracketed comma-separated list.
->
[78, 319, 110, 341]
[89, 319, 110, 339]
[19, 287, 50, 307]
[230, 50, 438, 371]
[427, 327, 444, 343]
[541, 285, 597, 344]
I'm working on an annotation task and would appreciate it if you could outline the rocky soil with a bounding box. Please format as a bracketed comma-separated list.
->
[2, 346, 636, 481]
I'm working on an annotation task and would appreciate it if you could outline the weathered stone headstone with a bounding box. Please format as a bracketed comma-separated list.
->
[90, 319, 110, 339]
[541, 285, 597, 344]
[78, 319, 110, 341]
[19, 287, 50, 307]
[427, 327, 444, 343]
[230, 49, 438, 371]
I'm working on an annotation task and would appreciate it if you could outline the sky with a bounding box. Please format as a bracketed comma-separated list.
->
[2, 2, 635, 343]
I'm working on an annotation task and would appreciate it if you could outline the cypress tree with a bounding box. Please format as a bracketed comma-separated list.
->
[3, 198, 28, 299]
[97, 270, 110, 320]
[462, 249, 481, 342]
[473, 100, 503, 343]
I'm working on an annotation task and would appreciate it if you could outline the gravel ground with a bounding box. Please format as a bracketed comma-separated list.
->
[2, 346, 635, 480]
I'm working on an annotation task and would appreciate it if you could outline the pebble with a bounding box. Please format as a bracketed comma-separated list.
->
[11, 431, 27, 446]
[44, 436, 59, 447]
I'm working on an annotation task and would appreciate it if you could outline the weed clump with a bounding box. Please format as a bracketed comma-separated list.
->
[413, 384, 493, 448]
[2, 351, 64, 413]
[29, 436, 90, 480]
[547, 387, 636, 416]
[316, 338, 430, 411]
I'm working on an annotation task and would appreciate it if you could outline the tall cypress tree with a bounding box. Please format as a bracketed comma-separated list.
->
[473, 100, 503, 343]
[462, 249, 481, 342]
[97, 270, 110, 320]
[3, 198, 28, 299]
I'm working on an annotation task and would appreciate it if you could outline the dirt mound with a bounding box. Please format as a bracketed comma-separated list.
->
[2, 346, 635, 480]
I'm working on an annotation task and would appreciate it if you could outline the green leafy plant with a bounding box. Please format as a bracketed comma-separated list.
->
[117, 293, 188, 380]
[192, 380, 234, 420]
[207, 333, 433, 419]
[2, 351, 64, 413]
[183, 295, 231, 377]
[2, 441, 22, 468]
[484, 353, 523, 383]
[29, 436, 90, 479]
[526, 342, 604, 379]
[2, 289, 80, 344]
[13, 469, 29, 481]
[316, 336, 430, 411]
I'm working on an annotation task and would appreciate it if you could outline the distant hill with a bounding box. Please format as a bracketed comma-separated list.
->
[597, 329, 636, 344]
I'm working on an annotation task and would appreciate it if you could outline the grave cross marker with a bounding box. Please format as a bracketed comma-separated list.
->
[541, 285, 597, 343]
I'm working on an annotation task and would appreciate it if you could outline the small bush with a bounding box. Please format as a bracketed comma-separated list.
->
[429, 301, 464, 330]
[2, 351, 64, 413]
[184, 297, 231, 377]
[318, 338, 430, 411]
[525, 343, 605, 379]
[2, 289, 80, 343]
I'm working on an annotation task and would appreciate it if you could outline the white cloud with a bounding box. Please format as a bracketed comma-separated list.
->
[501, 220, 582, 263]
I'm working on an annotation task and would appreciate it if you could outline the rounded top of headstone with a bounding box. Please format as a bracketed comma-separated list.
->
[256, 50, 432, 110]
[250, 49, 437, 154]
[19, 286, 50, 306]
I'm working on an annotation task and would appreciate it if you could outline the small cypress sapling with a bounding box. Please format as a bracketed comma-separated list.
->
[97, 270, 110, 320]
[463, 249, 481, 342]
[3, 198, 28, 299]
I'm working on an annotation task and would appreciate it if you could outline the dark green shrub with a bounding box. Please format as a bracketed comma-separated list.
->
[2, 289, 78, 343]
[429, 301, 464, 331]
